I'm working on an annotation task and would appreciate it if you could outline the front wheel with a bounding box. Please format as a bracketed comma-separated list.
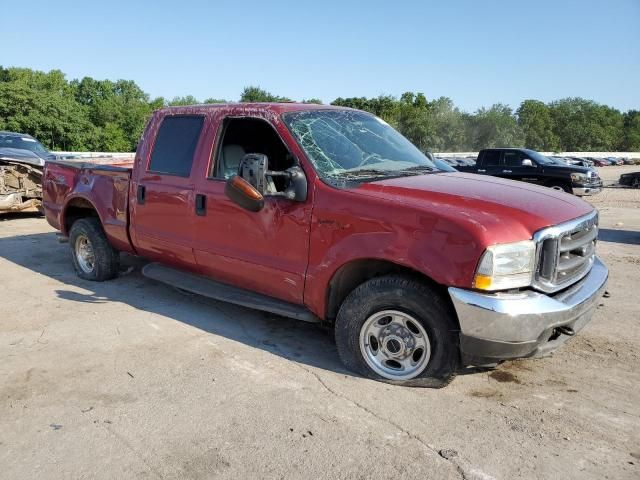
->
[546, 181, 571, 193]
[335, 275, 459, 387]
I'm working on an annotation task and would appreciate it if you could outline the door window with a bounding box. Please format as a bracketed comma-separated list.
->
[503, 151, 525, 167]
[211, 117, 295, 193]
[482, 150, 502, 166]
[149, 116, 204, 176]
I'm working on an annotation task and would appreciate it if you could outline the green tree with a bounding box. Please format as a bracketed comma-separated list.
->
[622, 110, 640, 150]
[469, 104, 524, 149]
[549, 98, 624, 151]
[168, 95, 200, 106]
[516, 100, 559, 151]
[240, 86, 290, 102]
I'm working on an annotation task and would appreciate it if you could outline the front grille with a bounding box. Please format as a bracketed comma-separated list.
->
[533, 211, 598, 293]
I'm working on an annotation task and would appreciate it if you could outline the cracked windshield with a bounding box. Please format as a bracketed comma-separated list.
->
[283, 110, 439, 183]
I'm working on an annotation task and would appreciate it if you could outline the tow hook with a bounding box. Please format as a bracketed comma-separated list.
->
[556, 325, 576, 337]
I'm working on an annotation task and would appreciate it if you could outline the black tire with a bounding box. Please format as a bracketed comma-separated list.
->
[546, 181, 571, 193]
[335, 275, 459, 388]
[68, 217, 120, 281]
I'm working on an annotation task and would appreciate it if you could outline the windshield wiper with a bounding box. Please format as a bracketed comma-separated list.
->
[330, 168, 393, 178]
[398, 165, 437, 173]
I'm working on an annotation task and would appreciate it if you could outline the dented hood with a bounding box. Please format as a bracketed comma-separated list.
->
[354, 172, 594, 244]
[0, 148, 47, 167]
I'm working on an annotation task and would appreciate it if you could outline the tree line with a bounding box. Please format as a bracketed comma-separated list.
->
[1, 67, 638, 153]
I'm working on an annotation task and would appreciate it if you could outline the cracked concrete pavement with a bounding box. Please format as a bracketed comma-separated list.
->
[1, 167, 639, 479]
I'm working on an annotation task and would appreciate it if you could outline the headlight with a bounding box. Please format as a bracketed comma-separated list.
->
[473, 240, 536, 291]
[571, 172, 589, 182]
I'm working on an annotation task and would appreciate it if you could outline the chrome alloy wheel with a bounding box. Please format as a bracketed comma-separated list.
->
[359, 310, 431, 380]
[75, 234, 95, 273]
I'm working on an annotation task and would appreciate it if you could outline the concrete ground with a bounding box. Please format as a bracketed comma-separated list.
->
[1, 166, 639, 479]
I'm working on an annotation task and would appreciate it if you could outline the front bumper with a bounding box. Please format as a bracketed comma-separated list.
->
[573, 180, 603, 196]
[449, 257, 608, 366]
[573, 186, 602, 196]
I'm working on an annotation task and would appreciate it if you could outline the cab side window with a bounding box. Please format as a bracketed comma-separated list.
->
[149, 116, 204, 177]
[211, 117, 295, 192]
[503, 151, 524, 167]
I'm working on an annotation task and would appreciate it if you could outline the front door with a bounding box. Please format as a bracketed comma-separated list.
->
[500, 151, 543, 185]
[191, 115, 312, 304]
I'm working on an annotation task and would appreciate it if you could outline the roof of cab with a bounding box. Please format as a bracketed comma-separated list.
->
[157, 102, 352, 116]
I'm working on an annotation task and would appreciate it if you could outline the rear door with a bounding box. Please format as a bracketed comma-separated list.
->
[501, 151, 544, 185]
[129, 114, 208, 270]
[477, 150, 502, 175]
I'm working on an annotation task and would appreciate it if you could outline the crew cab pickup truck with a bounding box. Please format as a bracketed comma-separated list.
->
[43, 104, 608, 387]
[457, 148, 603, 196]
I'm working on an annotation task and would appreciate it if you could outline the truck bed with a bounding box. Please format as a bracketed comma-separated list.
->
[43, 159, 135, 253]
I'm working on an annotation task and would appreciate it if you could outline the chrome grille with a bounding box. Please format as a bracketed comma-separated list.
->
[533, 211, 598, 293]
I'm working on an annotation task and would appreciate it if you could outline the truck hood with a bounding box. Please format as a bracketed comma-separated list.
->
[543, 163, 594, 175]
[355, 172, 594, 244]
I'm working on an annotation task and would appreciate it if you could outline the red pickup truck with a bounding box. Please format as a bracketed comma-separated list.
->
[43, 103, 608, 387]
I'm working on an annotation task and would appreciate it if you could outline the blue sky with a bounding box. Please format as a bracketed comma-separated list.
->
[4, 0, 639, 112]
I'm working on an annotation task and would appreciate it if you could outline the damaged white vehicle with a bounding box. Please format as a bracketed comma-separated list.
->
[0, 131, 55, 213]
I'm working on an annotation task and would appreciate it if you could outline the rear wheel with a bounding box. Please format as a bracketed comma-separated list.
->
[69, 218, 120, 281]
[335, 275, 459, 387]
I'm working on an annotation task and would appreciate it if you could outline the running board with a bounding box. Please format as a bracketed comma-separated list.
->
[142, 263, 320, 323]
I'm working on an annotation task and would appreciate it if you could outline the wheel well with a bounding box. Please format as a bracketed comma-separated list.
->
[545, 179, 570, 188]
[325, 259, 450, 321]
[63, 198, 99, 234]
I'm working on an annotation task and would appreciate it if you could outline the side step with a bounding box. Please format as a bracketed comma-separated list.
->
[142, 262, 320, 323]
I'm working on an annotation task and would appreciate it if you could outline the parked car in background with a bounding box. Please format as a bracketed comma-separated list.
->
[550, 156, 569, 164]
[619, 171, 640, 188]
[42, 103, 608, 387]
[456, 148, 603, 195]
[0, 131, 56, 213]
[567, 157, 594, 168]
[588, 158, 609, 167]
[433, 158, 458, 172]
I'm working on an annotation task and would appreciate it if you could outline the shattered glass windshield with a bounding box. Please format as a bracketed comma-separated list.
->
[282, 110, 438, 183]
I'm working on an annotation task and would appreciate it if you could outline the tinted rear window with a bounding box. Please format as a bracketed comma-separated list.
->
[149, 116, 204, 176]
[482, 150, 501, 166]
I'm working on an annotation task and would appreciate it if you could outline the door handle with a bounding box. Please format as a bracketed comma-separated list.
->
[195, 193, 206, 216]
[503, 170, 512, 173]
[137, 185, 146, 204]
[477, 169, 486, 173]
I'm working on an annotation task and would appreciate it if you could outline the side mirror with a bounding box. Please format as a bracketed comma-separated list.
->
[522, 159, 534, 167]
[224, 175, 265, 212]
[238, 153, 269, 193]
[236, 153, 308, 202]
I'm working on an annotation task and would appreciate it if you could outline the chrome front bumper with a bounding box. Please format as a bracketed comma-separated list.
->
[573, 186, 602, 196]
[449, 257, 608, 365]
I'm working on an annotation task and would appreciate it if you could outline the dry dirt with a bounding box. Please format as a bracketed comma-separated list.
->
[0, 166, 638, 479]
